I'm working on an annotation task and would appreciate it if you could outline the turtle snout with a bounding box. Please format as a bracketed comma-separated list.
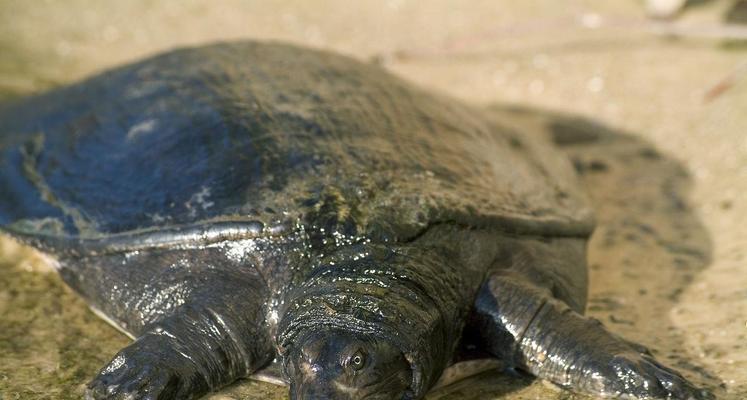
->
[290, 382, 351, 400]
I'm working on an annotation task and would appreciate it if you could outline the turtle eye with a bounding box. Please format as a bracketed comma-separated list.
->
[347, 349, 367, 371]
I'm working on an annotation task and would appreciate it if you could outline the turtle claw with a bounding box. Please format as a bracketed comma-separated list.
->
[85, 335, 195, 400]
[86, 356, 177, 400]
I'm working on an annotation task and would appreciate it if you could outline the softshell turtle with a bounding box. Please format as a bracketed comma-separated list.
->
[0, 41, 706, 400]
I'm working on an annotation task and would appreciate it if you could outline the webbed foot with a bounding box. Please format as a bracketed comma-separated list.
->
[85, 333, 205, 400]
[474, 273, 713, 400]
[584, 351, 713, 400]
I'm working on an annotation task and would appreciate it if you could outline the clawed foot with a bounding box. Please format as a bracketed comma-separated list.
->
[85, 334, 204, 400]
[86, 357, 177, 400]
[588, 352, 713, 400]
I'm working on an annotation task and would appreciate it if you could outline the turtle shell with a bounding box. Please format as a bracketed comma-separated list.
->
[0, 41, 593, 254]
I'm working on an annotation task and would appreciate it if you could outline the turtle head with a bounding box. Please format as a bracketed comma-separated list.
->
[278, 245, 456, 399]
[285, 328, 412, 400]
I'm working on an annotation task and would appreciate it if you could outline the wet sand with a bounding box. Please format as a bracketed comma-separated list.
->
[0, 1, 745, 399]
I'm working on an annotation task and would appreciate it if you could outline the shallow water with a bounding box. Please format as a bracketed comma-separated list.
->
[1, 1, 745, 399]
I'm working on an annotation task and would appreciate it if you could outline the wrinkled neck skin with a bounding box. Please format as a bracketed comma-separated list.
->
[277, 225, 497, 399]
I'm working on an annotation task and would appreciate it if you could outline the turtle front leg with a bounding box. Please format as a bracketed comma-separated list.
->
[69, 249, 276, 400]
[86, 297, 273, 400]
[472, 274, 710, 399]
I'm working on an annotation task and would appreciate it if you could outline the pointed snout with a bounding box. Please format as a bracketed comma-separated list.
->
[290, 382, 351, 400]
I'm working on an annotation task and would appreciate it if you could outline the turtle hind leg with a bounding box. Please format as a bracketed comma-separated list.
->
[70, 247, 275, 400]
[471, 236, 711, 399]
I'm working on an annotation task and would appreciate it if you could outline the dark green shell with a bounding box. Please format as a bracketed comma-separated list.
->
[0, 41, 593, 253]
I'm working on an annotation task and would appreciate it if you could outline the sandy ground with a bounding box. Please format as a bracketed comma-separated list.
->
[0, 1, 745, 399]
